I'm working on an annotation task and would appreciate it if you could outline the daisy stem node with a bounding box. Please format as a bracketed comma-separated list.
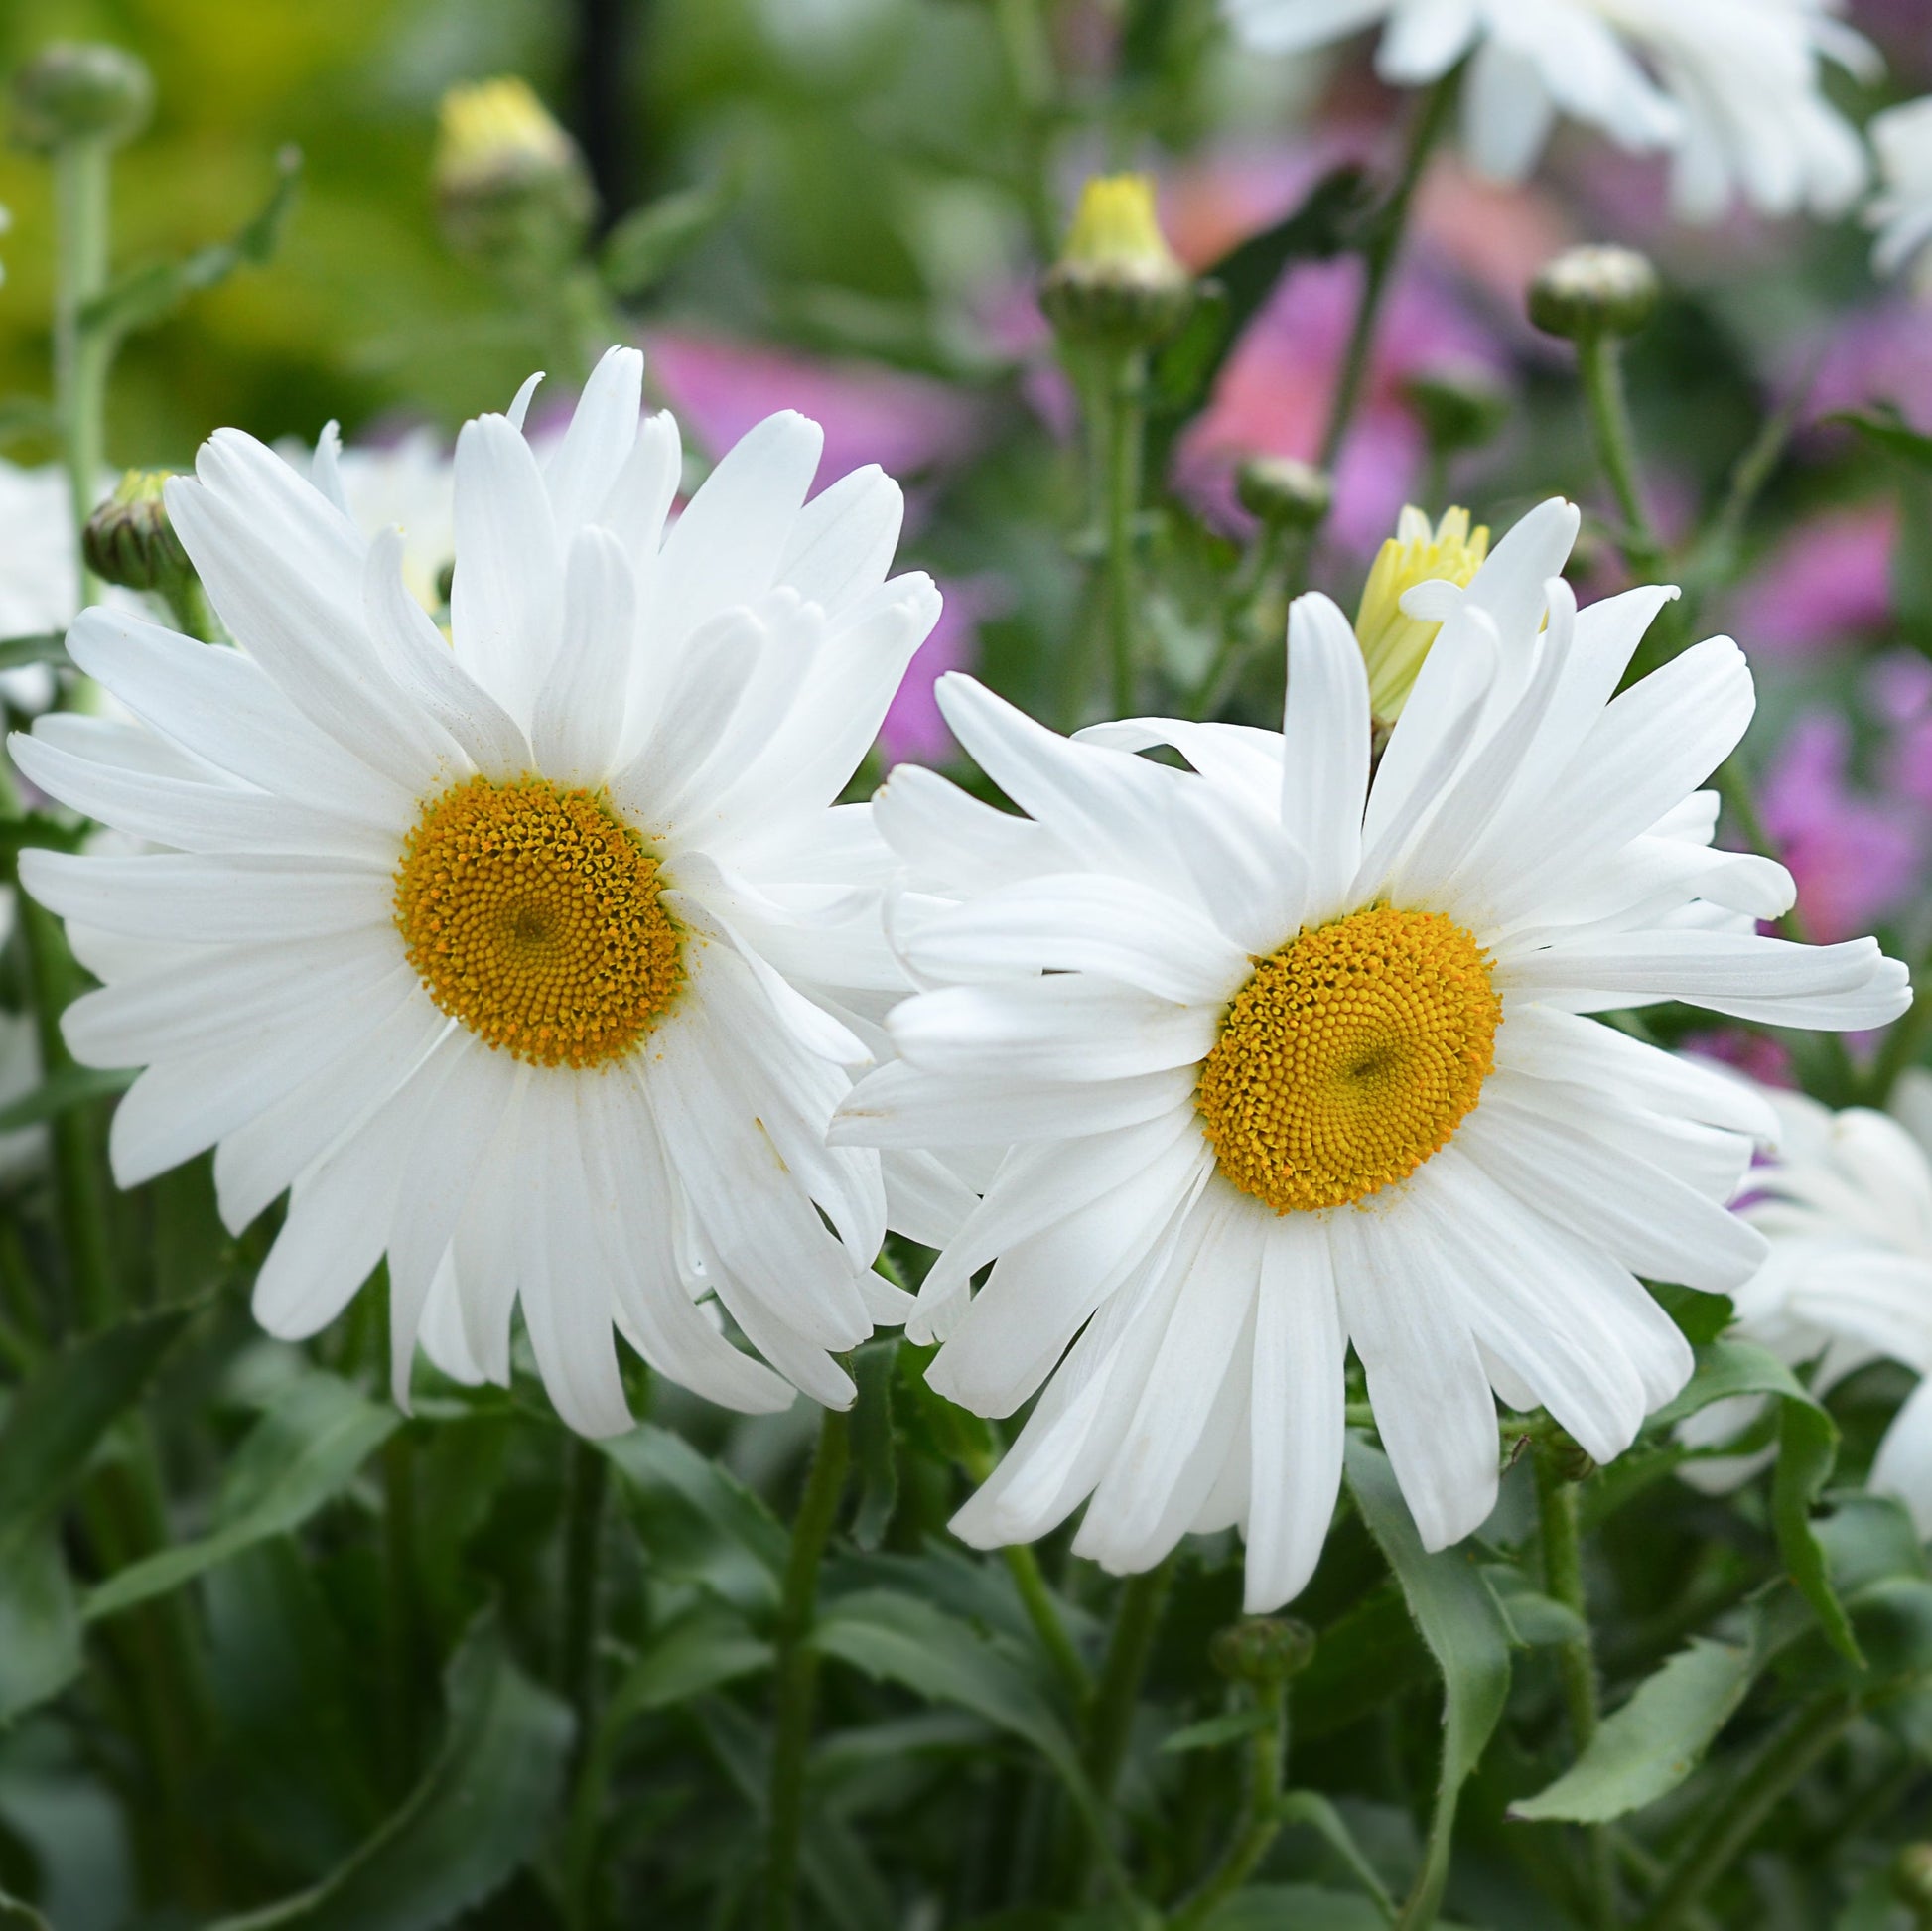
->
[1533, 1439, 1617, 1931]
[764, 1403, 851, 1930]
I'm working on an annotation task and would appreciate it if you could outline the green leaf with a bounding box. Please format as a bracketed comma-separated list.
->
[605, 1605, 771, 1724]
[80, 147, 302, 345]
[1200, 1886, 1395, 1931]
[1343, 1433, 1511, 1929]
[600, 177, 737, 297]
[1827, 405, 1932, 469]
[1651, 1338, 1858, 1666]
[850, 1340, 898, 1553]
[1483, 1568, 1588, 1648]
[0, 1522, 81, 1724]
[0, 1890, 51, 1929]
[1276, 1791, 1398, 1917]
[85, 1373, 397, 1621]
[1159, 1707, 1273, 1754]
[0, 1064, 134, 1136]
[206, 1611, 572, 1931]
[0, 633, 68, 672]
[1511, 1637, 1755, 1823]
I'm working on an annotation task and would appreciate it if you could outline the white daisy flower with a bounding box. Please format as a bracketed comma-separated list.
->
[833, 497, 1910, 1610]
[1222, 0, 1875, 223]
[1679, 1073, 1932, 1533]
[13, 345, 968, 1433]
[1866, 96, 1932, 292]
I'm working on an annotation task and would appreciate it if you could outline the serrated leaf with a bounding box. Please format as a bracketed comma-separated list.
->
[1344, 1433, 1511, 1929]
[1511, 1637, 1755, 1824]
[85, 1374, 396, 1621]
[607, 1605, 771, 1722]
[205, 1611, 571, 1931]
[80, 148, 302, 345]
[1652, 1338, 1857, 1666]
[1160, 1706, 1273, 1754]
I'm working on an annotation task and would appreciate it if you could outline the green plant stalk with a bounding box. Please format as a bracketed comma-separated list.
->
[1007, 1544, 1092, 1709]
[1104, 347, 1148, 719]
[381, 1428, 427, 1791]
[1188, 520, 1299, 721]
[1317, 71, 1456, 479]
[765, 1406, 851, 1930]
[53, 136, 114, 607]
[1637, 1692, 1857, 1931]
[1171, 1680, 1289, 1929]
[561, 1436, 610, 1765]
[1577, 333, 1668, 586]
[993, 0, 1060, 260]
[1535, 1446, 1616, 1931]
[1084, 1557, 1174, 1806]
[160, 575, 218, 644]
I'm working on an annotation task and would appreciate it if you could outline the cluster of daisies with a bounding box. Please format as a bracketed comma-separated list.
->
[15, 345, 1922, 1613]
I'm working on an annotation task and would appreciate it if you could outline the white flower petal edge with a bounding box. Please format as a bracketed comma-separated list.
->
[1867, 96, 1932, 293]
[1679, 1072, 1932, 1534]
[836, 494, 1909, 1610]
[1222, 0, 1875, 224]
[16, 345, 976, 1434]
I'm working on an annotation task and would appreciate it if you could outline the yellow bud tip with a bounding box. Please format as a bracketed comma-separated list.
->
[435, 76, 576, 189]
[1353, 505, 1489, 725]
[1057, 174, 1185, 287]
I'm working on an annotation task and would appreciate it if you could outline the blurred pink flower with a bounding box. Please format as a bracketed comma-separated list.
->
[1873, 650, 1932, 811]
[1681, 1031, 1796, 1090]
[877, 578, 1004, 769]
[1761, 710, 1921, 941]
[1728, 506, 1895, 661]
[645, 332, 982, 517]
[1806, 299, 1932, 432]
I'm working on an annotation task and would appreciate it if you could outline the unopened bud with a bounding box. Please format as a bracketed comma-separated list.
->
[10, 43, 153, 154]
[1401, 367, 1511, 456]
[1040, 174, 1194, 347]
[1209, 1617, 1315, 1686]
[1235, 455, 1332, 532]
[1538, 1425, 1597, 1486]
[1528, 244, 1660, 343]
[83, 470, 191, 593]
[434, 77, 595, 273]
[1354, 505, 1488, 725]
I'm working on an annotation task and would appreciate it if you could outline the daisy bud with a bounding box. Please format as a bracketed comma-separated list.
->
[1235, 454, 1333, 532]
[1401, 367, 1510, 457]
[433, 76, 595, 274]
[9, 43, 152, 154]
[1039, 173, 1194, 348]
[1354, 504, 1489, 725]
[1209, 1617, 1315, 1686]
[82, 470, 191, 594]
[1528, 244, 1661, 343]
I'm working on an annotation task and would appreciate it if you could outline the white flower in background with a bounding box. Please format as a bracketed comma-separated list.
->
[304, 424, 457, 613]
[1222, 0, 1875, 223]
[835, 498, 1909, 1610]
[15, 345, 971, 1433]
[1866, 96, 1932, 292]
[1680, 1074, 1932, 1532]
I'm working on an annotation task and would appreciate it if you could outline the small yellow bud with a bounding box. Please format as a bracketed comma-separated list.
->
[83, 470, 191, 594]
[433, 77, 594, 272]
[1354, 505, 1489, 725]
[1040, 174, 1193, 347]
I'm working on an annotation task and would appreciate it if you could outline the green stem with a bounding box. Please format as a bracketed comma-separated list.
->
[17, 894, 116, 1331]
[561, 1437, 610, 1763]
[1104, 348, 1147, 719]
[993, 0, 1060, 261]
[161, 575, 218, 644]
[1188, 522, 1299, 721]
[53, 136, 114, 606]
[1638, 1693, 1856, 1931]
[1083, 1556, 1174, 1806]
[1317, 72, 1456, 479]
[1171, 1681, 1289, 1930]
[1535, 1447, 1616, 1931]
[1005, 1543, 1091, 1709]
[381, 1429, 426, 1791]
[1577, 333, 1667, 584]
[764, 1406, 851, 1930]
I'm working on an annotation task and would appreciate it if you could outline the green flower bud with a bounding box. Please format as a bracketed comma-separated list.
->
[1234, 455, 1333, 532]
[1537, 1424, 1597, 1486]
[1401, 367, 1511, 456]
[1528, 245, 1661, 344]
[83, 470, 191, 594]
[1040, 174, 1195, 348]
[433, 77, 596, 275]
[9, 43, 153, 154]
[1209, 1617, 1315, 1686]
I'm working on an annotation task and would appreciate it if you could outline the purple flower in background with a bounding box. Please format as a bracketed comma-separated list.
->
[1762, 709, 1921, 941]
[877, 578, 1006, 768]
[1728, 506, 1895, 661]
[1807, 299, 1932, 431]
[1874, 649, 1932, 811]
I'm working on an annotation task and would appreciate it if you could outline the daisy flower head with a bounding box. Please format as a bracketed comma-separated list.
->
[835, 497, 1910, 1610]
[1866, 95, 1932, 293]
[1222, 0, 1876, 224]
[15, 345, 961, 1434]
[1681, 1074, 1932, 1533]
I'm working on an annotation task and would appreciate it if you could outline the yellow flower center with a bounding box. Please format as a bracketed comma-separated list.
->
[393, 774, 683, 1069]
[1354, 505, 1489, 725]
[1196, 905, 1501, 1214]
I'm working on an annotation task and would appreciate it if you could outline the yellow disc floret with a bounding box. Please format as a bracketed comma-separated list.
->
[1354, 505, 1489, 725]
[394, 774, 682, 1069]
[1197, 906, 1501, 1214]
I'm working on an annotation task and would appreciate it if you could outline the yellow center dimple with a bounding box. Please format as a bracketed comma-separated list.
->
[394, 773, 683, 1069]
[1196, 905, 1501, 1214]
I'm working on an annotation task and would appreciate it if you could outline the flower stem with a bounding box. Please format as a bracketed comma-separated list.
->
[1577, 332, 1669, 590]
[381, 1427, 427, 1790]
[1637, 1692, 1857, 1931]
[993, 0, 1060, 261]
[561, 1435, 610, 1760]
[1104, 347, 1148, 719]
[52, 134, 114, 606]
[1535, 1444, 1617, 1931]
[764, 1405, 851, 1930]
[1171, 1680, 1289, 1929]
[1083, 1555, 1174, 1806]
[1008, 1544, 1092, 1708]
[1316, 71, 1456, 480]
